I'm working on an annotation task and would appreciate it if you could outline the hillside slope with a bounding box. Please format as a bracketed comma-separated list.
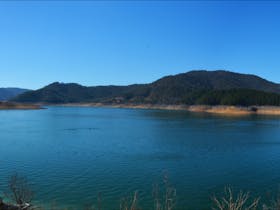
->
[11, 70, 280, 106]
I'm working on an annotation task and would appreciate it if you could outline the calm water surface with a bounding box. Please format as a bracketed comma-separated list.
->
[0, 107, 280, 209]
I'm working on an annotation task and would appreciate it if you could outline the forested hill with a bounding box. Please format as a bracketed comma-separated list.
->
[0, 88, 30, 101]
[11, 70, 280, 106]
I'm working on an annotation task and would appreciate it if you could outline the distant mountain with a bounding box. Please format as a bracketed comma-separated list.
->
[0, 88, 30, 101]
[11, 70, 280, 106]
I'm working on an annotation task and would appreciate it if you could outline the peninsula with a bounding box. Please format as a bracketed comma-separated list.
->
[0, 102, 41, 110]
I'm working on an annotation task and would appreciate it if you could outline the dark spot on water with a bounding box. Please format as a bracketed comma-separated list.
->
[63, 127, 98, 132]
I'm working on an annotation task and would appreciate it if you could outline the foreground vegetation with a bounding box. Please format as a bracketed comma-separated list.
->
[1, 174, 280, 210]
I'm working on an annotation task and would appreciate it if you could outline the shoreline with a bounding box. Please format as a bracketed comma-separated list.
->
[0, 102, 42, 110]
[52, 103, 280, 116]
[3, 101, 280, 115]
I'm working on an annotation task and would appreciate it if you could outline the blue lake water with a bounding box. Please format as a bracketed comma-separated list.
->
[0, 106, 280, 209]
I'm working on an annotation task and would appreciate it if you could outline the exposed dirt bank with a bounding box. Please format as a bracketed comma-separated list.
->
[54, 103, 280, 116]
[0, 102, 41, 110]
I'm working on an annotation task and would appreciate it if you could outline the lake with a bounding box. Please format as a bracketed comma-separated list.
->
[0, 106, 280, 209]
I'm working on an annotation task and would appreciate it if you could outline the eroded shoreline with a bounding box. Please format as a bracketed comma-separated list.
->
[3, 101, 279, 115]
[54, 103, 280, 116]
[0, 102, 41, 110]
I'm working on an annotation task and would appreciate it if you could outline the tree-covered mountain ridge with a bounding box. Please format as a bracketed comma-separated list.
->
[11, 70, 280, 106]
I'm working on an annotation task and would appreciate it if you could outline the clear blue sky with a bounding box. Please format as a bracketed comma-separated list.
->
[0, 1, 280, 89]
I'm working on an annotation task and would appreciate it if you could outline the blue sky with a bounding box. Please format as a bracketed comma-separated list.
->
[0, 1, 280, 89]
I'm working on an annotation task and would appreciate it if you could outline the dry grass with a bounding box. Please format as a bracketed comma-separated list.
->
[120, 191, 140, 210]
[212, 187, 259, 210]
[153, 174, 176, 210]
[4, 174, 280, 210]
[262, 193, 280, 210]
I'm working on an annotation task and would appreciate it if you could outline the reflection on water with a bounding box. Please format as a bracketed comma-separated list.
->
[0, 107, 280, 209]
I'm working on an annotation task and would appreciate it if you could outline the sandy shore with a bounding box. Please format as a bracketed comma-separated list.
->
[187, 105, 280, 115]
[0, 102, 41, 110]
[56, 103, 280, 116]
[2, 101, 279, 115]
